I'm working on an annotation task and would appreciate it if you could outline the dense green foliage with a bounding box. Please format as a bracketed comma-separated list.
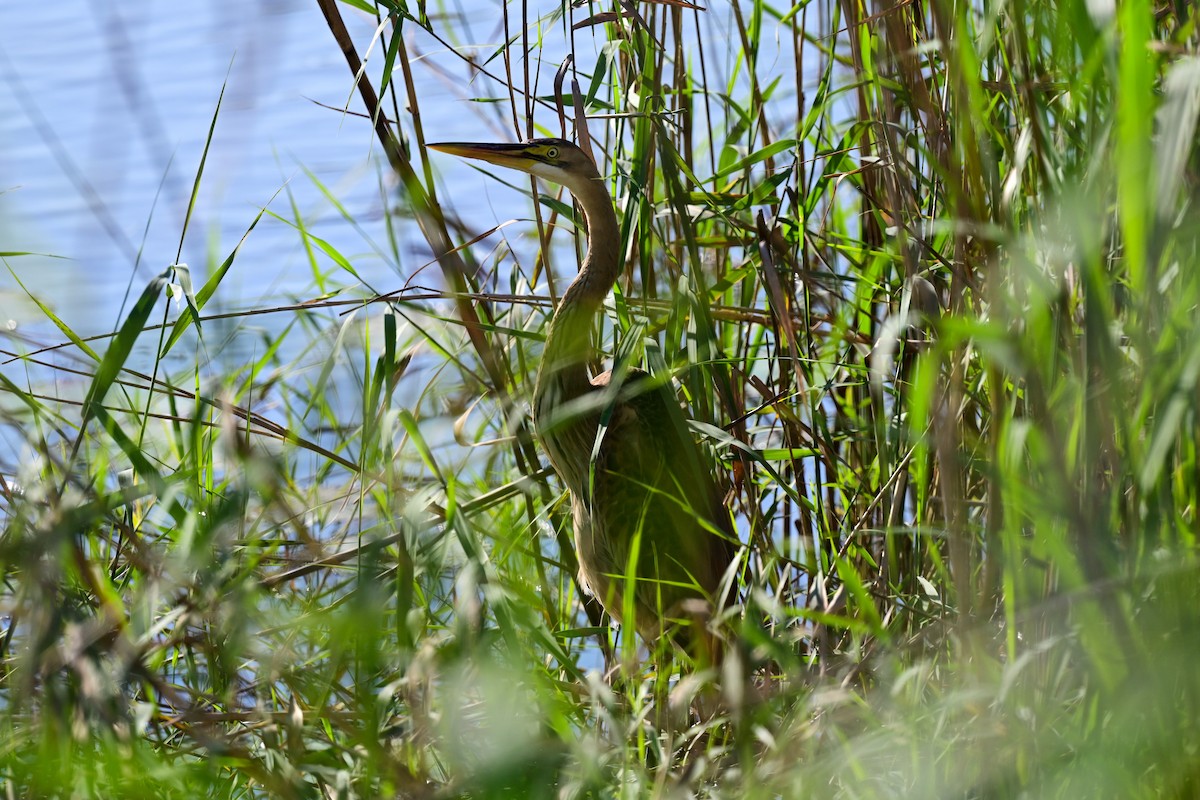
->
[3, 0, 1200, 796]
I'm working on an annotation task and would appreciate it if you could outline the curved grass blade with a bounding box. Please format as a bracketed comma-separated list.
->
[80, 266, 171, 430]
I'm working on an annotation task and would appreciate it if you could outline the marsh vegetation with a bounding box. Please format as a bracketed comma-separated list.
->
[2, 0, 1200, 796]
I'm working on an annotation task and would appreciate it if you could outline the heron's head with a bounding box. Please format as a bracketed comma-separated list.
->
[427, 138, 600, 191]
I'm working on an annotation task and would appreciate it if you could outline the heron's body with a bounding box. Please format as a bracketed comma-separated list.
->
[429, 138, 734, 656]
[539, 367, 733, 648]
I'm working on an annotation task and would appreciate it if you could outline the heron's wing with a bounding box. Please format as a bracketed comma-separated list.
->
[588, 369, 735, 635]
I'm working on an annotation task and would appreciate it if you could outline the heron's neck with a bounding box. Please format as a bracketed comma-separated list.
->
[535, 175, 620, 405]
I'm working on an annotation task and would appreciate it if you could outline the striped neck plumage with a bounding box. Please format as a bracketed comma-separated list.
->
[535, 168, 621, 406]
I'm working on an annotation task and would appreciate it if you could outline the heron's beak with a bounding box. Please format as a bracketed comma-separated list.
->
[427, 141, 536, 170]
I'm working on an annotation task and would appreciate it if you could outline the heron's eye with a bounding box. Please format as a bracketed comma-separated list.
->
[546, 147, 559, 159]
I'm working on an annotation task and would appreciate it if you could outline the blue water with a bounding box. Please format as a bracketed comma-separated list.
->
[0, 1, 405, 336]
[0, 2, 802, 339]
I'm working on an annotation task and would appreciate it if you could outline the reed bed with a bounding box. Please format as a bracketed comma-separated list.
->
[2, 0, 1199, 796]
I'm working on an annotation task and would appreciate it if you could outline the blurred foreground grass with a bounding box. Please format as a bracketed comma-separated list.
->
[3, 0, 1200, 796]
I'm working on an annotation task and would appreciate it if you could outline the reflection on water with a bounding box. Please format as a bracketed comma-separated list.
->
[0, 0, 399, 335]
[0, 1, 427, 468]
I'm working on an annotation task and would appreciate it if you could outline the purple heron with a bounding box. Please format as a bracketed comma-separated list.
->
[428, 139, 734, 662]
